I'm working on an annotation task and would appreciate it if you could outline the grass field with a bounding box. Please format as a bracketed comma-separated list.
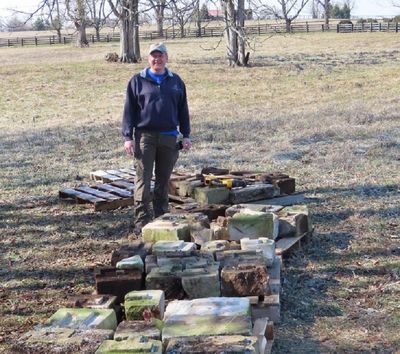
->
[0, 32, 399, 353]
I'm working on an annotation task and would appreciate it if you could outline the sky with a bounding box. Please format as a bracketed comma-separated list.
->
[0, 0, 399, 20]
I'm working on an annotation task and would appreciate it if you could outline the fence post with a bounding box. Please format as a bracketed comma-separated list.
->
[21, 38, 24, 47]
[306, 21, 309, 33]
[35, 37, 38, 46]
[337, 24, 339, 33]
[91, 34, 95, 43]
[397, 22, 399, 33]
[165, 30, 168, 40]
[8, 39, 10, 47]
[351, 23, 354, 32]
[379, 22, 382, 32]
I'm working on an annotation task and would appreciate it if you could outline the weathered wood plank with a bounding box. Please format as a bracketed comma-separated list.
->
[76, 186, 120, 200]
[110, 180, 135, 192]
[95, 184, 133, 198]
[59, 188, 106, 204]
[90, 170, 122, 182]
[93, 198, 134, 211]
[275, 231, 310, 256]
[106, 169, 134, 180]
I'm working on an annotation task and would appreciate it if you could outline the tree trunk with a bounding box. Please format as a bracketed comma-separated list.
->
[285, 19, 292, 33]
[196, 0, 201, 37]
[119, 0, 140, 63]
[237, 0, 246, 66]
[224, 0, 237, 66]
[76, 22, 89, 47]
[324, 0, 330, 29]
[155, 3, 165, 37]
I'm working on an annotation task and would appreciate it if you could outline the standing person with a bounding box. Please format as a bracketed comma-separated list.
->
[122, 42, 191, 235]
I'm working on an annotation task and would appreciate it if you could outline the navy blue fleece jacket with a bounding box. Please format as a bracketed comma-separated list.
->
[121, 68, 190, 141]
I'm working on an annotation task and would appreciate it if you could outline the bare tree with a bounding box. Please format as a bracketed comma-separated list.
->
[66, 0, 89, 47]
[222, 0, 248, 66]
[46, 0, 64, 43]
[167, 0, 199, 38]
[86, 0, 112, 41]
[259, 0, 310, 33]
[108, 0, 141, 62]
[149, 0, 167, 36]
[316, 0, 331, 29]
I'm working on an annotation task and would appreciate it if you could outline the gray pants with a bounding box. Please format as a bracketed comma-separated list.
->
[133, 130, 179, 229]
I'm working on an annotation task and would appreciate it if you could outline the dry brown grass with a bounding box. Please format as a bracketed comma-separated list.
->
[0, 32, 399, 353]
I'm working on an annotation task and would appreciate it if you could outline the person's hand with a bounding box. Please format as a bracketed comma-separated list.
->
[124, 140, 135, 155]
[182, 138, 191, 150]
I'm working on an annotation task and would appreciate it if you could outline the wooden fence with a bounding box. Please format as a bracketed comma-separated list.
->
[0, 21, 398, 48]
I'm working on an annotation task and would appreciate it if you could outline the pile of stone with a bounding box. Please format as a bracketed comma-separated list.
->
[16, 168, 312, 353]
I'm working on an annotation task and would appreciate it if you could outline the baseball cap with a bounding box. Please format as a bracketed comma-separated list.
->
[148, 42, 167, 55]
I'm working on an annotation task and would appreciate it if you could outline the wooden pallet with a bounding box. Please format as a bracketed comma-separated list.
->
[90, 168, 136, 183]
[275, 230, 312, 257]
[59, 182, 135, 211]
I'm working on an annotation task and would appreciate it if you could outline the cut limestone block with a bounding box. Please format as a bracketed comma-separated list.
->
[176, 179, 203, 197]
[188, 214, 212, 245]
[116, 255, 144, 272]
[95, 267, 143, 303]
[145, 255, 158, 274]
[142, 220, 191, 243]
[202, 240, 230, 253]
[164, 297, 251, 319]
[278, 205, 312, 237]
[210, 221, 230, 240]
[152, 240, 196, 257]
[229, 183, 278, 204]
[110, 241, 152, 266]
[114, 320, 161, 341]
[241, 237, 276, 266]
[227, 209, 279, 241]
[165, 335, 259, 353]
[13, 328, 114, 354]
[124, 290, 165, 321]
[215, 249, 264, 266]
[66, 294, 118, 310]
[251, 294, 280, 323]
[95, 338, 162, 354]
[258, 173, 296, 195]
[221, 264, 269, 297]
[146, 266, 184, 299]
[252, 317, 269, 354]
[194, 186, 230, 205]
[226, 204, 283, 217]
[181, 267, 221, 299]
[45, 308, 117, 331]
[162, 297, 252, 340]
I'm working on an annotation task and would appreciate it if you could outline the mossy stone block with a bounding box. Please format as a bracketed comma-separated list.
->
[116, 255, 144, 272]
[124, 290, 165, 321]
[142, 221, 190, 242]
[95, 338, 162, 353]
[194, 186, 230, 205]
[181, 267, 221, 299]
[45, 308, 117, 331]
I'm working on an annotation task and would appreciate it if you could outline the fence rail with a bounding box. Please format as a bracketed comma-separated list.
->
[1, 21, 398, 48]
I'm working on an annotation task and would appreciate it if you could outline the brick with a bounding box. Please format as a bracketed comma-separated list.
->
[221, 264, 269, 297]
[95, 267, 143, 303]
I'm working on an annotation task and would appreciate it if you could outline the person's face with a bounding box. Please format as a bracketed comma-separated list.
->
[148, 51, 168, 74]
